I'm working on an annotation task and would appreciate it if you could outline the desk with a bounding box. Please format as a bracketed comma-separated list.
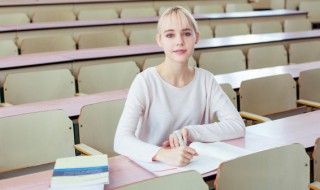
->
[1, 110, 319, 189]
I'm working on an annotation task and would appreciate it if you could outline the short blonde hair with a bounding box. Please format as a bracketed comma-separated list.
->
[157, 6, 199, 35]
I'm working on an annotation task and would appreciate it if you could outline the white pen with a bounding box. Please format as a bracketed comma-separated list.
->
[174, 130, 185, 147]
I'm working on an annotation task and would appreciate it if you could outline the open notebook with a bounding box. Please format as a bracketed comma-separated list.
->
[134, 142, 252, 176]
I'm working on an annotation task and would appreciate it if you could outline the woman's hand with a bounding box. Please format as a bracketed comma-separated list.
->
[153, 146, 197, 167]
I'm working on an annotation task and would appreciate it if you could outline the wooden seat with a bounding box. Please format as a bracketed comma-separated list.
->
[225, 3, 253, 13]
[251, 21, 283, 34]
[129, 28, 157, 45]
[78, 31, 127, 49]
[299, 1, 320, 23]
[289, 41, 320, 64]
[77, 61, 139, 94]
[32, 10, 76, 23]
[0, 13, 30, 26]
[143, 56, 197, 70]
[120, 7, 157, 18]
[0, 110, 75, 173]
[115, 170, 208, 190]
[193, 4, 224, 14]
[297, 68, 320, 109]
[0, 40, 18, 57]
[76, 99, 126, 157]
[309, 137, 320, 190]
[20, 35, 76, 54]
[199, 50, 246, 75]
[215, 23, 250, 37]
[247, 45, 288, 69]
[284, 19, 312, 32]
[198, 25, 214, 39]
[3, 69, 76, 105]
[78, 9, 118, 21]
[215, 143, 310, 190]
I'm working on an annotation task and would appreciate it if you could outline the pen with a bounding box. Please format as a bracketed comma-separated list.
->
[174, 130, 185, 147]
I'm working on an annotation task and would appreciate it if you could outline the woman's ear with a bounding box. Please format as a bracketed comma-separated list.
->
[195, 32, 200, 44]
[156, 34, 162, 47]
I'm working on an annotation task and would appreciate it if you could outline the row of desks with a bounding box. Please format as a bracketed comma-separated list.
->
[1, 109, 319, 189]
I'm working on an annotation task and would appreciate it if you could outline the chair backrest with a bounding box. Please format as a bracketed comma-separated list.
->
[247, 45, 288, 69]
[215, 143, 309, 190]
[158, 5, 192, 16]
[298, 68, 320, 103]
[289, 41, 320, 64]
[220, 83, 237, 108]
[225, 3, 253, 12]
[239, 73, 297, 116]
[193, 4, 224, 14]
[78, 99, 126, 157]
[129, 28, 158, 45]
[32, 10, 76, 23]
[314, 137, 320, 182]
[78, 9, 118, 20]
[284, 19, 312, 32]
[0, 110, 75, 173]
[78, 31, 127, 49]
[251, 21, 283, 34]
[3, 69, 76, 105]
[215, 23, 250, 37]
[77, 61, 139, 94]
[198, 25, 214, 39]
[120, 7, 157, 18]
[143, 56, 197, 70]
[20, 35, 76, 54]
[0, 13, 30, 26]
[0, 40, 19, 57]
[199, 50, 246, 75]
[115, 170, 208, 190]
[299, 1, 320, 23]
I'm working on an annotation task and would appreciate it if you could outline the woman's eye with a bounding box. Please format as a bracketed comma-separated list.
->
[166, 34, 174, 38]
[184, 32, 192, 36]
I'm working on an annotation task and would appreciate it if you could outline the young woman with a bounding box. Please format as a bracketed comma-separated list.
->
[114, 6, 245, 167]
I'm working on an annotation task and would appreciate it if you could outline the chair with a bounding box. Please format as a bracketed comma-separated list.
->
[143, 56, 197, 70]
[158, 6, 192, 16]
[32, 10, 76, 23]
[115, 170, 208, 190]
[129, 28, 157, 45]
[199, 50, 246, 75]
[299, 1, 320, 23]
[198, 25, 214, 39]
[247, 45, 288, 69]
[214, 23, 250, 37]
[3, 69, 76, 105]
[78, 9, 118, 21]
[251, 21, 283, 34]
[239, 73, 298, 123]
[284, 19, 312, 32]
[0, 110, 75, 173]
[20, 35, 76, 54]
[120, 7, 157, 18]
[220, 83, 237, 109]
[77, 61, 139, 94]
[0, 40, 19, 57]
[214, 143, 309, 190]
[289, 41, 320, 64]
[225, 3, 253, 13]
[0, 13, 30, 26]
[78, 31, 127, 49]
[193, 4, 224, 14]
[297, 68, 320, 110]
[76, 99, 126, 157]
[309, 137, 320, 190]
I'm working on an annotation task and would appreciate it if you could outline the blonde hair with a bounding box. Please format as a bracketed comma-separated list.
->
[157, 6, 199, 35]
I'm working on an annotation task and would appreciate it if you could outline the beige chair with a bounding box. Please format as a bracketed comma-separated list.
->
[3, 69, 76, 105]
[251, 21, 283, 34]
[78, 9, 118, 21]
[116, 170, 208, 190]
[215, 23, 250, 37]
[225, 3, 253, 13]
[193, 4, 224, 14]
[309, 137, 320, 190]
[247, 45, 288, 69]
[32, 10, 76, 23]
[78, 31, 127, 49]
[297, 68, 320, 109]
[289, 41, 320, 64]
[299, 1, 320, 23]
[0, 110, 75, 173]
[76, 99, 126, 157]
[220, 83, 237, 109]
[239, 73, 298, 123]
[199, 50, 246, 75]
[120, 7, 157, 18]
[158, 6, 192, 16]
[0, 40, 19, 57]
[129, 28, 157, 45]
[198, 25, 214, 39]
[143, 56, 197, 70]
[284, 19, 312, 32]
[215, 143, 309, 190]
[0, 13, 30, 26]
[20, 35, 76, 54]
[77, 61, 139, 94]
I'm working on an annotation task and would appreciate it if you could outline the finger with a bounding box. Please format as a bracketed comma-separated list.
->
[172, 132, 180, 148]
[162, 140, 170, 148]
[185, 146, 198, 156]
[181, 128, 188, 145]
[169, 134, 176, 148]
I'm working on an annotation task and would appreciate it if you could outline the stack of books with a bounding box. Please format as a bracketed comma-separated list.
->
[50, 154, 109, 190]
